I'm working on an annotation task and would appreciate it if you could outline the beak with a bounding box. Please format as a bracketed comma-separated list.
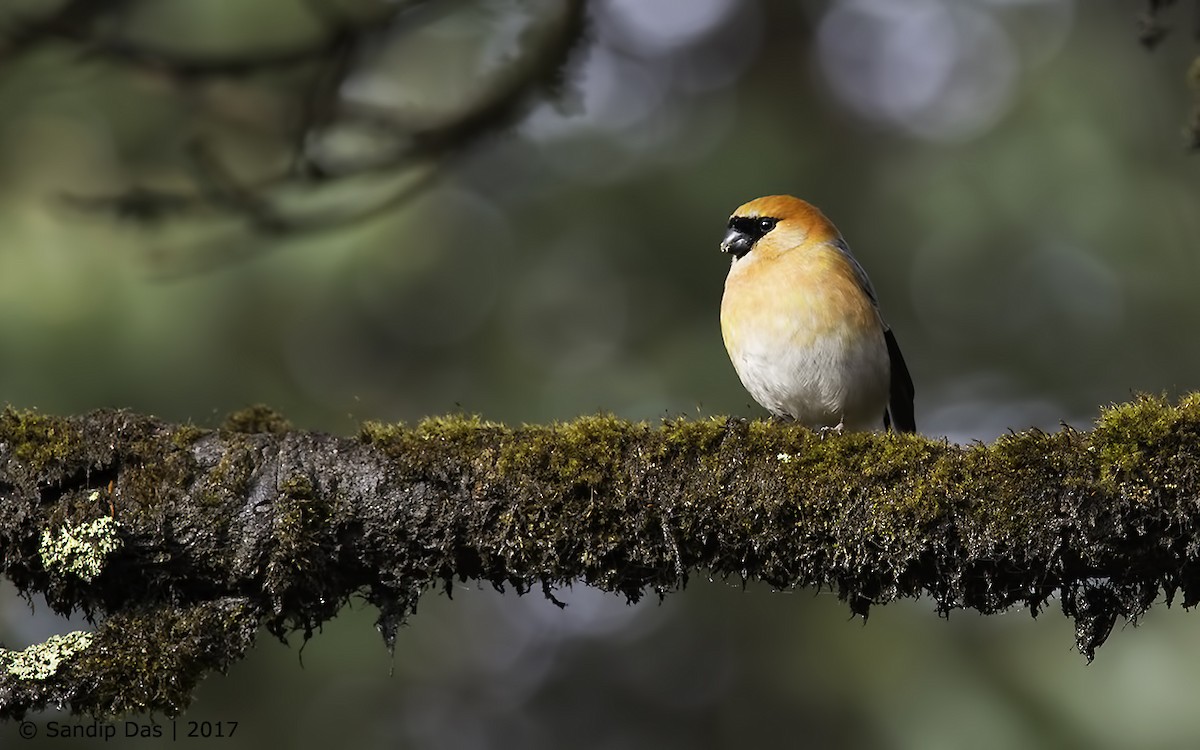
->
[721, 227, 754, 260]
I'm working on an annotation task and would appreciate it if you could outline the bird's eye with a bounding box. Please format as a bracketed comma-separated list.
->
[758, 218, 776, 233]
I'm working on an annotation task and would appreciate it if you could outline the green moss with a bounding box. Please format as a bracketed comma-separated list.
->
[496, 415, 639, 487]
[654, 417, 728, 464]
[221, 404, 292, 434]
[1, 631, 93, 680]
[961, 432, 1062, 537]
[115, 424, 205, 518]
[39, 516, 123, 582]
[263, 475, 340, 636]
[170, 423, 208, 449]
[361, 414, 504, 466]
[208, 441, 255, 501]
[72, 599, 258, 717]
[1092, 393, 1200, 498]
[359, 419, 403, 445]
[272, 476, 331, 579]
[0, 408, 85, 475]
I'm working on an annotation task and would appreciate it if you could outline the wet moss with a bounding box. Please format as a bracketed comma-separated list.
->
[263, 475, 341, 637]
[66, 599, 259, 717]
[204, 438, 256, 504]
[494, 415, 640, 487]
[0, 408, 86, 479]
[1093, 393, 1200, 499]
[170, 423, 207, 449]
[4, 397, 1200, 714]
[221, 404, 292, 434]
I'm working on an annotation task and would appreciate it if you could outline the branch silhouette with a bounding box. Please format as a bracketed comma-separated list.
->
[2, 396, 1200, 717]
[0, 0, 589, 267]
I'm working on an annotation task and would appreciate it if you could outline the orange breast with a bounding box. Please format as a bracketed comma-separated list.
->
[720, 241, 879, 354]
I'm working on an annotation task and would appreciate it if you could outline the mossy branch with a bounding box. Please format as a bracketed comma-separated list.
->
[3, 396, 1200, 717]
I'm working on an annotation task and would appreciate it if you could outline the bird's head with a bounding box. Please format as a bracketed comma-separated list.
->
[720, 195, 840, 261]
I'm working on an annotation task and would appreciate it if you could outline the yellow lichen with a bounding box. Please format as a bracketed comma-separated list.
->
[40, 517, 123, 582]
[0, 631, 93, 680]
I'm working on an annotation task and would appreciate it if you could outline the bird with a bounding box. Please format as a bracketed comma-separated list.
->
[719, 195, 915, 433]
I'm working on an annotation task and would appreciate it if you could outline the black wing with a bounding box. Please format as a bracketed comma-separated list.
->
[883, 328, 916, 433]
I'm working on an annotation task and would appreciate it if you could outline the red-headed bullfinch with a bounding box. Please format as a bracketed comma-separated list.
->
[719, 195, 915, 433]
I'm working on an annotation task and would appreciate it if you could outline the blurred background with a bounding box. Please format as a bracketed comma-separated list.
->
[2, 0, 1200, 747]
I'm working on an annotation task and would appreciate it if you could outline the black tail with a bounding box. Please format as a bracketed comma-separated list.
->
[883, 328, 916, 433]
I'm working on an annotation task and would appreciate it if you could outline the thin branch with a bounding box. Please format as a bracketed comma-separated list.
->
[1, 1, 588, 268]
[1138, 0, 1176, 49]
[1137, 0, 1200, 148]
[50, 0, 588, 249]
[4, 2, 427, 78]
[0, 0, 133, 64]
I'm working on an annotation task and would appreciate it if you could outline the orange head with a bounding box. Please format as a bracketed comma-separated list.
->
[720, 195, 842, 262]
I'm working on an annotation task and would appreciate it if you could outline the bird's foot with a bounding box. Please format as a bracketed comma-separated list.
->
[817, 421, 845, 440]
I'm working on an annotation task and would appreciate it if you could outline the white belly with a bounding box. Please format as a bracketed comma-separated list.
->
[728, 327, 890, 430]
